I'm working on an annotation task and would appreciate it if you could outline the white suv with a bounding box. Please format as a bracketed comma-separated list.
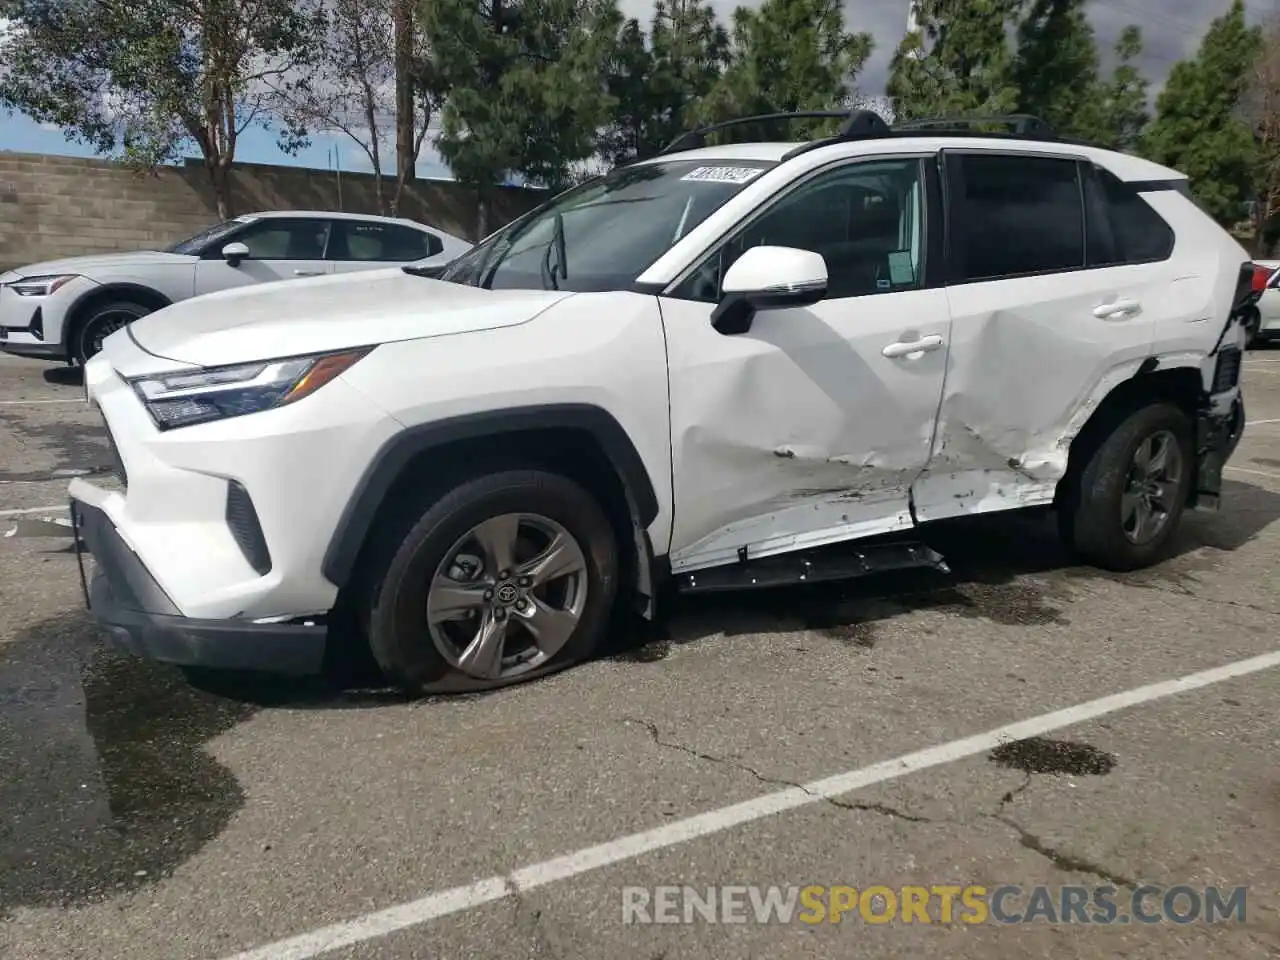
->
[67, 110, 1251, 694]
[0, 210, 471, 365]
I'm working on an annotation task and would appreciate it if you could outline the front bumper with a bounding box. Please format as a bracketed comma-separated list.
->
[0, 328, 66, 360]
[71, 497, 328, 674]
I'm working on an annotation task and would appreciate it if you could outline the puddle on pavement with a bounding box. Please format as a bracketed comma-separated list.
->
[0, 614, 256, 914]
[990, 736, 1117, 776]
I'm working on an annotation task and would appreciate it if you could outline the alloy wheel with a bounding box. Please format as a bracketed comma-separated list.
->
[425, 513, 589, 681]
[1120, 429, 1183, 545]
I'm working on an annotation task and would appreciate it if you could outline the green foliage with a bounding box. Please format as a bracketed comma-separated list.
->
[887, 0, 1022, 122]
[0, 0, 322, 214]
[1084, 26, 1150, 151]
[598, 0, 731, 165]
[1012, 4, 1148, 150]
[1141, 0, 1262, 224]
[1012, 0, 1101, 134]
[423, 0, 623, 194]
[697, 0, 872, 141]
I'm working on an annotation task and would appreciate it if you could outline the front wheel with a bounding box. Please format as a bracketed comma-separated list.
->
[74, 300, 152, 364]
[364, 469, 619, 695]
[1059, 402, 1194, 572]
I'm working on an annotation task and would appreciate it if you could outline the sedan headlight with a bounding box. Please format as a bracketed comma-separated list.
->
[128, 348, 372, 431]
[5, 274, 78, 297]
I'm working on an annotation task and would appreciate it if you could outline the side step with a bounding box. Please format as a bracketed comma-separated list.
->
[676, 541, 949, 594]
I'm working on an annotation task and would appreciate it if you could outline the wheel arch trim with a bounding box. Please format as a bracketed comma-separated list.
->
[321, 403, 661, 590]
[62, 282, 173, 349]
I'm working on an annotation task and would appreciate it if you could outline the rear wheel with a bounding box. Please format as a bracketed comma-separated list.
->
[364, 469, 619, 694]
[74, 300, 152, 364]
[1059, 402, 1194, 572]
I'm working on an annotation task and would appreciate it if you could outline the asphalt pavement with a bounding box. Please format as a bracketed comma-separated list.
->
[1, 349, 1278, 960]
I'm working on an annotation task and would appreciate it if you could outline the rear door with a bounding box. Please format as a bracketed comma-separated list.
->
[327, 220, 446, 274]
[193, 217, 334, 295]
[911, 150, 1172, 522]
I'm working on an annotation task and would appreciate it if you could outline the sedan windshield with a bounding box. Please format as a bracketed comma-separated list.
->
[437, 159, 778, 292]
[166, 218, 251, 256]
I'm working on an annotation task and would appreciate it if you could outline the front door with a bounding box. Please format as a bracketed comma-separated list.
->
[194, 218, 334, 296]
[657, 155, 952, 573]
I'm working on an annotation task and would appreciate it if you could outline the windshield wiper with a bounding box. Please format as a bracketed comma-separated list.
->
[540, 211, 567, 290]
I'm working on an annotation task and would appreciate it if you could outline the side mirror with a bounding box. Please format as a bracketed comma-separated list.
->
[711, 245, 828, 335]
[221, 241, 250, 267]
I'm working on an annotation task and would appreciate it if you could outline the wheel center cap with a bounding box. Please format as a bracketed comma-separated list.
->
[495, 582, 520, 605]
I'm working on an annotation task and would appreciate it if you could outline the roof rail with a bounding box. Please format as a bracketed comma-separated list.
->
[891, 114, 1056, 136]
[659, 108, 891, 155]
[655, 108, 1066, 164]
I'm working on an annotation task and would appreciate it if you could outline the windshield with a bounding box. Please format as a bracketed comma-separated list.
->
[437, 159, 777, 292]
[166, 218, 251, 255]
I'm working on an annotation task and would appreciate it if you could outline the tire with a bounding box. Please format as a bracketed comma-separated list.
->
[1059, 402, 1194, 572]
[74, 300, 152, 364]
[363, 469, 619, 695]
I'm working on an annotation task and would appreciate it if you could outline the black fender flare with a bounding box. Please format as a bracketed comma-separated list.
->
[62, 283, 173, 349]
[321, 403, 661, 589]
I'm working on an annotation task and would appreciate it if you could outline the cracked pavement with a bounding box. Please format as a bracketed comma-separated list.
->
[1, 351, 1279, 960]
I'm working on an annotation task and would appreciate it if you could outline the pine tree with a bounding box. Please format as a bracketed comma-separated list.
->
[1141, 0, 1262, 225]
[699, 0, 873, 141]
[1013, 0, 1102, 134]
[887, 0, 1021, 122]
[422, 0, 623, 232]
[599, 0, 731, 166]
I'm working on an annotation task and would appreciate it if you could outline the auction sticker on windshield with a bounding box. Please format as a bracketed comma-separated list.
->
[681, 166, 765, 184]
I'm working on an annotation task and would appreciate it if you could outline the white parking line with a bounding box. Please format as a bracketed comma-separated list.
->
[218, 649, 1280, 960]
[0, 398, 85, 405]
[0, 504, 68, 517]
[1226, 465, 1280, 480]
[1247, 418, 1280, 425]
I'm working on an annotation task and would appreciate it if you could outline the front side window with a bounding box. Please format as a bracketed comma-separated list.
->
[674, 158, 926, 302]
[949, 154, 1084, 282]
[437, 159, 778, 292]
[225, 219, 332, 260]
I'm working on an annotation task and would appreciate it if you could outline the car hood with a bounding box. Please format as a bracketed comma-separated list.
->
[6, 251, 197, 278]
[126, 267, 577, 367]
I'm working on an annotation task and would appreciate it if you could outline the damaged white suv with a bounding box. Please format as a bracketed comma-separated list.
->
[69, 110, 1251, 693]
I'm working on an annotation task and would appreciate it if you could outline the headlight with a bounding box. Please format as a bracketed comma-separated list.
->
[128, 347, 372, 431]
[5, 275, 78, 297]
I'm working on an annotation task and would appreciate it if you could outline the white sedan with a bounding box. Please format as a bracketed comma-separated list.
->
[0, 210, 472, 365]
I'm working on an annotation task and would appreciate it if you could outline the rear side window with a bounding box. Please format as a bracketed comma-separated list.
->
[332, 221, 444, 261]
[1083, 166, 1175, 266]
[947, 153, 1084, 282]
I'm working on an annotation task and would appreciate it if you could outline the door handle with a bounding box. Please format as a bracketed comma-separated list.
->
[294, 269, 324, 277]
[1093, 298, 1141, 319]
[882, 334, 944, 358]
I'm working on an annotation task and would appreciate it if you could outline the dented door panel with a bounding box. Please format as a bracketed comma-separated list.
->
[660, 288, 951, 572]
[911, 264, 1165, 522]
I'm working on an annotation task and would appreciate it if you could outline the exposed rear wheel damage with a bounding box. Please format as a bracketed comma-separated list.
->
[1058, 402, 1194, 572]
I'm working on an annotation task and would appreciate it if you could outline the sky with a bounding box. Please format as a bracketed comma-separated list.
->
[0, 0, 1268, 179]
